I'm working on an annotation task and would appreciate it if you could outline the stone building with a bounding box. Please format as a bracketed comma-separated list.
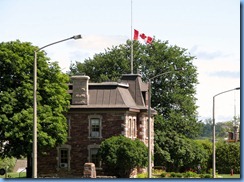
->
[227, 125, 240, 143]
[37, 74, 155, 177]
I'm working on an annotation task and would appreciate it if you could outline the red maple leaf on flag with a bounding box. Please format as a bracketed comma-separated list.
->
[140, 33, 147, 39]
[133, 29, 153, 44]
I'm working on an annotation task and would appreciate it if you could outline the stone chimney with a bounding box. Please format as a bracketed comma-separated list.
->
[71, 75, 90, 105]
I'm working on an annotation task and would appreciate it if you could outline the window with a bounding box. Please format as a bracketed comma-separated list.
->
[145, 119, 148, 138]
[57, 145, 71, 169]
[88, 144, 101, 168]
[90, 148, 100, 167]
[89, 115, 102, 138]
[127, 117, 137, 138]
[60, 149, 68, 166]
[128, 118, 132, 137]
[142, 91, 147, 105]
[91, 118, 100, 137]
[131, 118, 135, 137]
[133, 119, 137, 137]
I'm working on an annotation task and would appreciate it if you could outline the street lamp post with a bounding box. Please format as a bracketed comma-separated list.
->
[147, 70, 182, 178]
[212, 87, 240, 178]
[33, 35, 82, 178]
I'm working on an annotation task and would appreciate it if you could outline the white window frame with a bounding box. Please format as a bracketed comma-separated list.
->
[57, 144, 71, 170]
[88, 115, 102, 138]
[145, 118, 149, 139]
[128, 118, 132, 137]
[127, 116, 137, 139]
[133, 118, 137, 138]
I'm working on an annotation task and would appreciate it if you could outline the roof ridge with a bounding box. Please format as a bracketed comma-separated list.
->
[89, 82, 129, 88]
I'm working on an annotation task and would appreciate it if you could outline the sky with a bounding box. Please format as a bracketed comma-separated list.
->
[0, 0, 240, 123]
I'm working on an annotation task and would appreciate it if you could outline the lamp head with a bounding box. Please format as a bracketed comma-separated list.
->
[173, 65, 184, 71]
[72, 35, 82, 39]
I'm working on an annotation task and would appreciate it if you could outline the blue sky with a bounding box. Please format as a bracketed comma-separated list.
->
[0, 0, 240, 123]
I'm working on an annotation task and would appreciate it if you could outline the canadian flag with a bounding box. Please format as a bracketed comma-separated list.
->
[133, 29, 153, 44]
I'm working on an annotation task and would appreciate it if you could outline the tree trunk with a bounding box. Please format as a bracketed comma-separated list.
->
[26, 154, 32, 178]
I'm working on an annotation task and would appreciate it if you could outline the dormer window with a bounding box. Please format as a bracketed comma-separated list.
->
[142, 91, 147, 105]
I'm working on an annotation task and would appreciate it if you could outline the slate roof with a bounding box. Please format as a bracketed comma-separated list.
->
[69, 82, 146, 111]
[69, 74, 151, 112]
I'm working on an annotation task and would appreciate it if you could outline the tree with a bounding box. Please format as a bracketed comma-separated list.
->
[216, 142, 240, 174]
[199, 118, 240, 139]
[194, 139, 212, 173]
[69, 39, 200, 174]
[69, 39, 200, 138]
[0, 157, 16, 172]
[199, 118, 212, 138]
[0, 40, 70, 176]
[98, 135, 148, 178]
[154, 115, 209, 173]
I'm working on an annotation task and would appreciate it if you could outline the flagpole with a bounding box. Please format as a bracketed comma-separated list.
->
[130, 0, 133, 74]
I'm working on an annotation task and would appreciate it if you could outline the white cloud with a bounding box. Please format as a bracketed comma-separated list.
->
[193, 45, 240, 122]
[45, 34, 128, 72]
[196, 74, 240, 122]
[69, 34, 128, 52]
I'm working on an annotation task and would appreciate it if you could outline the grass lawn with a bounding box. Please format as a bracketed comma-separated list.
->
[219, 174, 240, 178]
[0, 172, 26, 178]
[1, 172, 240, 178]
[150, 170, 241, 179]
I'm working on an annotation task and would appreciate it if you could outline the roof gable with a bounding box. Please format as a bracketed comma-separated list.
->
[120, 74, 147, 106]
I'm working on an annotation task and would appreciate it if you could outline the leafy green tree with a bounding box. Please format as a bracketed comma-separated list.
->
[70, 39, 200, 174]
[0, 40, 70, 176]
[0, 157, 16, 172]
[199, 118, 240, 139]
[69, 39, 200, 138]
[199, 118, 212, 138]
[216, 141, 240, 174]
[98, 135, 148, 178]
[154, 117, 208, 173]
[216, 122, 230, 138]
[194, 140, 212, 173]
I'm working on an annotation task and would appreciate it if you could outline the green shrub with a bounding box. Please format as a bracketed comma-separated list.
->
[137, 172, 147, 178]
[0, 157, 16, 172]
[98, 135, 148, 178]
[170, 172, 176, 177]
[199, 174, 212, 178]
[161, 172, 167, 177]
[183, 171, 198, 178]
[153, 169, 163, 175]
[176, 173, 183, 178]
[204, 174, 212, 178]
[216, 142, 240, 173]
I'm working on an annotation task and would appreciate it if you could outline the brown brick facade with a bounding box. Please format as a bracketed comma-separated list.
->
[37, 74, 155, 178]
